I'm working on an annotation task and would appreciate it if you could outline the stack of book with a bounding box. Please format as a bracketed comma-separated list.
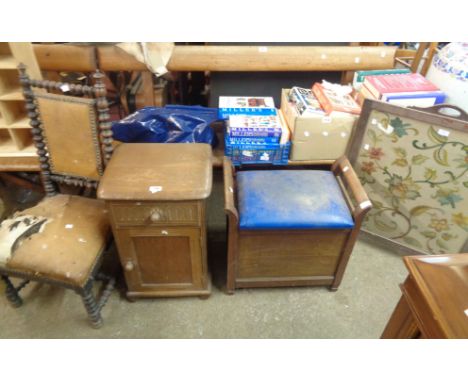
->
[288, 86, 325, 116]
[283, 86, 358, 161]
[358, 72, 446, 107]
[352, 68, 412, 90]
[218, 96, 277, 120]
[219, 96, 291, 164]
[311, 81, 361, 115]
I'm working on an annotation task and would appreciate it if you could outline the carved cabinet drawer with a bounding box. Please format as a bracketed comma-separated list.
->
[109, 201, 201, 227]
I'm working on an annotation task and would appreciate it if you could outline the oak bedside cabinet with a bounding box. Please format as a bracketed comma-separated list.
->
[97, 143, 212, 299]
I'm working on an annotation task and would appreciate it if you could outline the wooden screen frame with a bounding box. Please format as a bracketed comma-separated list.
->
[348, 99, 468, 256]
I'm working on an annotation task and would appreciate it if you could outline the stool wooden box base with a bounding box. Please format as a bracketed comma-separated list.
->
[223, 156, 371, 294]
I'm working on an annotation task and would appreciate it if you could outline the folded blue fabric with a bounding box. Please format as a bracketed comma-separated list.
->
[111, 105, 219, 146]
[237, 170, 354, 230]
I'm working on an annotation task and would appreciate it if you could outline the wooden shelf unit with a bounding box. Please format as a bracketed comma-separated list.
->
[0, 43, 42, 171]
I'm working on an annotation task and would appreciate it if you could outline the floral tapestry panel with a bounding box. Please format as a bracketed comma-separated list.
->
[355, 109, 468, 254]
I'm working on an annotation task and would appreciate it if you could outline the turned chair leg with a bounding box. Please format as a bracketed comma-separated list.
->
[80, 274, 115, 329]
[81, 284, 104, 329]
[1, 275, 27, 308]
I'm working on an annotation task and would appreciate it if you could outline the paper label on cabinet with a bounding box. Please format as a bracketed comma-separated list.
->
[149, 186, 163, 193]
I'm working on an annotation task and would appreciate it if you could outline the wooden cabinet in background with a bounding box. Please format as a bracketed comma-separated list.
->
[98, 143, 213, 299]
[381, 253, 468, 339]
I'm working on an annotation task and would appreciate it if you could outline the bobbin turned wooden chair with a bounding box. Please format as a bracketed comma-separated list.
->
[0, 64, 115, 328]
[223, 156, 372, 294]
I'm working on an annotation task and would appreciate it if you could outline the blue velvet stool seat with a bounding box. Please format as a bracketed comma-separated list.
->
[237, 170, 354, 230]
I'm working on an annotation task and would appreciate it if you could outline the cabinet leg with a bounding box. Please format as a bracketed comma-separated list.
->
[225, 287, 235, 295]
[381, 294, 419, 339]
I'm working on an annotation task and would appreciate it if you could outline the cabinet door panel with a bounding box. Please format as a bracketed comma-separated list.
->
[115, 226, 203, 291]
[134, 235, 193, 285]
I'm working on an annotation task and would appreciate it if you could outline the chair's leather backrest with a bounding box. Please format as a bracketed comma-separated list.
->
[35, 93, 103, 180]
[18, 64, 113, 195]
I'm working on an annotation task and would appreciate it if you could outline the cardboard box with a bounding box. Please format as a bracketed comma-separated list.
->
[281, 89, 357, 161]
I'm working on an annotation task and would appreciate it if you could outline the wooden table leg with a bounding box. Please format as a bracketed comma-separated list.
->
[381, 293, 420, 339]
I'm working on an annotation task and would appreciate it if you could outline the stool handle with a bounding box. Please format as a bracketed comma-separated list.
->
[332, 156, 372, 220]
[223, 157, 239, 221]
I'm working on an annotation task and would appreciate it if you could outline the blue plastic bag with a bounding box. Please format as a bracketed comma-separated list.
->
[111, 105, 219, 146]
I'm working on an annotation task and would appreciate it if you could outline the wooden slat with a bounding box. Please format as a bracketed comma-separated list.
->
[0, 155, 39, 171]
[0, 89, 23, 101]
[91, 44, 395, 72]
[34, 44, 97, 71]
[395, 48, 417, 58]
[8, 43, 42, 79]
[97, 45, 146, 71]
[411, 42, 430, 73]
[0, 55, 18, 69]
[420, 42, 438, 76]
[167, 45, 397, 71]
[0, 116, 30, 129]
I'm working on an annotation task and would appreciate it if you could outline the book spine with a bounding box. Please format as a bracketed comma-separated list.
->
[367, 73, 439, 95]
[434, 93, 446, 104]
[384, 93, 446, 105]
[360, 84, 377, 100]
[382, 90, 446, 99]
[226, 141, 282, 151]
[363, 78, 382, 99]
[356, 68, 411, 83]
[312, 83, 334, 115]
[387, 97, 438, 108]
[229, 127, 282, 137]
[218, 107, 277, 119]
[227, 136, 280, 144]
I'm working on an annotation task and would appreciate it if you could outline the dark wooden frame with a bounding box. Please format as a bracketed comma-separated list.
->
[223, 156, 371, 294]
[347, 99, 468, 256]
[0, 64, 115, 328]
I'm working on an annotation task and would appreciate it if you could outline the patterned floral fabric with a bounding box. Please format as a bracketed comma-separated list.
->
[433, 42, 468, 82]
[356, 110, 468, 254]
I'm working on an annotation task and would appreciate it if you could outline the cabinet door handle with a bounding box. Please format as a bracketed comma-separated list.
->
[150, 210, 162, 222]
[125, 260, 134, 272]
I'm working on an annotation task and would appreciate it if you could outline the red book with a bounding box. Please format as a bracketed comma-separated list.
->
[312, 82, 361, 115]
[364, 73, 439, 99]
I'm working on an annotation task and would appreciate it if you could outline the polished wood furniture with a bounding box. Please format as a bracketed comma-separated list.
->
[0, 43, 42, 171]
[223, 156, 371, 294]
[0, 65, 115, 328]
[381, 253, 468, 339]
[97, 143, 212, 299]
